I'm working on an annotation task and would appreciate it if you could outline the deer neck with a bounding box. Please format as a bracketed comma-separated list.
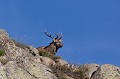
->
[44, 43, 57, 55]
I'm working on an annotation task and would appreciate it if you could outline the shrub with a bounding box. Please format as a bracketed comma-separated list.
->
[0, 50, 6, 56]
[39, 51, 61, 60]
[50, 64, 89, 79]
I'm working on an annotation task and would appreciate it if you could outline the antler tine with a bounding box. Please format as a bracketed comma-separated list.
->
[44, 30, 53, 39]
[55, 32, 62, 39]
[55, 33, 59, 38]
[59, 32, 63, 39]
[59, 32, 62, 39]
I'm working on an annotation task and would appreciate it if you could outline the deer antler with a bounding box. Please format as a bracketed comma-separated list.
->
[44, 30, 54, 39]
[55, 33, 62, 39]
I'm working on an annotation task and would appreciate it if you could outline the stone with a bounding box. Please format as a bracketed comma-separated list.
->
[79, 63, 99, 79]
[0, 64, 7, 79]
[23, 58, 58, 79]
[28, 46, 39, 56]
[0, 56, 9, 65]
[5, 61, 34, 79]
[40, 56, 56, 66]
[91, 64, 120, 79]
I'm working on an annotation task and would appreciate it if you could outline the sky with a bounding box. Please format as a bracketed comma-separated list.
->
[0, 0, 120, 66]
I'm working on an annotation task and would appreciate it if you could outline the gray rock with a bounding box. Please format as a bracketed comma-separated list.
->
[91, 64, 120, 79]
[0, 29, 30, 60]
[0, 58, 58, 79]
[29, 46, 39, 56]
[0, 63, 7, 79]
[5, 61, 34, 79]
[40, 56, 56, 66]
[0, 56, 9, 65]
[23, 58, 57, 79]
[79, 63, 99, 79]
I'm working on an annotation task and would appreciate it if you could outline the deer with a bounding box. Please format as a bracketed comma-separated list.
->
[37, 31, 63, 55]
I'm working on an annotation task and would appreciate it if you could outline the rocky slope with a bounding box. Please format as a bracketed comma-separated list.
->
[0, 29, 120, 79]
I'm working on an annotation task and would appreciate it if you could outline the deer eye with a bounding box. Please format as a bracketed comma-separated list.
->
[56, 42, 59, 43]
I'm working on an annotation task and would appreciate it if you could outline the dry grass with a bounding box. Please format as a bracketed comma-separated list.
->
[39, 51, 61, 60]
[50, 64, 88, 79]
[12, 39, 29, 49]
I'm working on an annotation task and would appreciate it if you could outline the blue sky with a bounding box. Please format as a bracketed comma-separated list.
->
[0, 0, 120, 66]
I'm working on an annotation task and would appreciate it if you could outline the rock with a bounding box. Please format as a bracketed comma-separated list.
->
[0, 29, 14, 47]
[5, 61, 34, 79]
[40, 56, 56, 66]
[0, 29, 33, 61]
[79, 63, 99, 79]
[0, 63, 7, 79]
[0, 56, 9, 65]
[23, 58, 58, 79]
[28, 46, 39, 56]
[55, 59, 69, 66]
[91, 64, 120, 79]
[0, 29, 9, 39]
[0, 58, 58, 79]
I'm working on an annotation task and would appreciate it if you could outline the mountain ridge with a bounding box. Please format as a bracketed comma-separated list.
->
[0, 29, 120, 79]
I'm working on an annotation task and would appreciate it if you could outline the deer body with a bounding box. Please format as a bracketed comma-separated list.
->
[37, 31, 63, 55]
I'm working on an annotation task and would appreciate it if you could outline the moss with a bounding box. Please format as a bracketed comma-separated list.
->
[0, 50, 6, 56]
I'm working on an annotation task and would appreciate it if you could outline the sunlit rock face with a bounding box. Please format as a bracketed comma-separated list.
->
[91, 64, 120, 79]
[79, 63, 100, 79]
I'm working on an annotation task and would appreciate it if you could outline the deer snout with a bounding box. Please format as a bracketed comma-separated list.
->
[59, 43, 63, 48]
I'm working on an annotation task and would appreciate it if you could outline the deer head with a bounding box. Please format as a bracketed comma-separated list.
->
[44, 31, 63, 54]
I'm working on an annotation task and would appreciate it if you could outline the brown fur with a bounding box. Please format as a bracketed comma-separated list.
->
[37, 32, 63, 55]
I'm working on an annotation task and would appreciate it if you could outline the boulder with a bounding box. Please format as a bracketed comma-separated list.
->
[79, 63, 99, 79]
[23, 58, 57, 79]
[0, 56, 9, 65]
[28, 46, 39, 56]
[0, 58, 58, 79]
[5, 61, 34, 79]
[91, 64, 120, 79]
[40, 56, 56, 66]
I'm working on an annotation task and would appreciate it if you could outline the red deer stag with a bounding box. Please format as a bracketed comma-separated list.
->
[37, 31, 63, 55]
